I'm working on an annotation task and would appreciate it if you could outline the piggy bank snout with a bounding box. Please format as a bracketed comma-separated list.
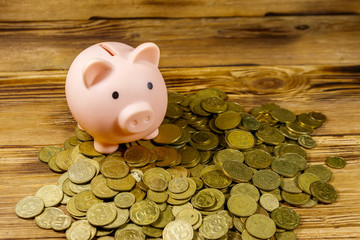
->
[118, 102, 156, 134]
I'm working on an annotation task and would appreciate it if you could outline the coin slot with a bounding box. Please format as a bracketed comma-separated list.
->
[100, 43, 116, 56]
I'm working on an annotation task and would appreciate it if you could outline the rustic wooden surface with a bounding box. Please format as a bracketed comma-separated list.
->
[0, 1, 360, 239]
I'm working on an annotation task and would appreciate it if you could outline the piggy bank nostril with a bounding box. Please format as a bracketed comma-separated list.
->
[131, 120, 138, 126]
[145, 115, 151, 122]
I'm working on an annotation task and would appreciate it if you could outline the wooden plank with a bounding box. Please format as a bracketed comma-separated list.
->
[0, 16, 359, 71]
[1, 65, 360, 144]
[0, 0, 359, 21]
[0, 65, 360, 239]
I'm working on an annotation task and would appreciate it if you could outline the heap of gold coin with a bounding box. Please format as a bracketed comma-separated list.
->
[16, 88, 345, 240]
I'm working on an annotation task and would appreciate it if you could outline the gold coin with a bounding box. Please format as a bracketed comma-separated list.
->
[106, 174, 136, 192]
[214, 111, 241, 130]
[75, 126, 94, 141]
[280, 177, 302, 193]
[177, 146, 200, 166]
[130, 185, 146, 202]
[271, 207, 300, 230]
[226, 101, 244, 112]
[297, 172, 321, 194]
[102, 207, 129, 229]
[35, 207, 64, 229]
[255, 112, 278, 125]
[191, 188, 225, 212]
[279, 143, 307, 159]
[124, 145, 151, 166]
[143, 167, 171, 187]
[282, 191, 311, 206]
[153, 124, 182, 144]
[91, 174, 119, 199]
[230, 182, 260, 201]
[66, 223, 91, 240]
[79, 141, 103, 157]
[68, 160, 97, 184]
[280, 153, 307, 170]
[168, 178, 189, 194]
[225, 129, 255, 150]
[74, 190, 103, 212]
[201, 165, 232, 189]
[16, 196, 44, 219]
[168, 91, 185, 104]
[199, 214, 229, 239]
[130, 199, 160, 225]
[227, 193, 257, 217]
[242, 116, 261, 131]
[62, 178, 76, 197]
[147, 189, 169, 203]
[172, 202, 193, 217]
[270, 107, 296, 123]
[244, 149, 272, 169]
[66, 196, 86, 218]
[168, 178, 197, 200]
[191, 188, 216, 210]
[275, 231, 298, 240]
[213, 148, 244, 166]
[298, 134, 316, 148]
[310, 180, 338, 204]
[156, 147, 181, 167]
[66, 220, 97, 240]
[51, 214, 72, 231]
[260, 193, 280, 212]
[68, 181, 91, 194]
[222, 160, 253, 183]
[271, 158, 301, 177]
[101, 157, 129, 179]
[35, 185, 64, 207]
[163, 219, 194, 240]
[246, 214, 276, 239]
[142, 225, 163, 238]
[304, 164, 332, 182]
[201, 97, 228, 114]
[114, 192, 136, 208]
[189, 131, 219, 151]
[115, 229, 145, 240]
[252, 170, 281, 191]
[55, 149, 73, 171]
[297, 113, 323, 129]
[256, 125, 285, 145]
[326, 156, 346, 169]
[286, 121, 312, 135]
[87, 202, 117, 226]
[176, 208, 200, 226]
[48, 155, 65, 173]
[151, 205, 175, 228]
[309, 111, 327, 123]
[38, 145, 63, 163]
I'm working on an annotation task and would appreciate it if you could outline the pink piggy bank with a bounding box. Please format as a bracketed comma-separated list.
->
[65, 42, 168, 153]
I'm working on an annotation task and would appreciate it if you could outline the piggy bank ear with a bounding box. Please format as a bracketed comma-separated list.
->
[83, 59, 113, 88]
[129, 42, 160, 66]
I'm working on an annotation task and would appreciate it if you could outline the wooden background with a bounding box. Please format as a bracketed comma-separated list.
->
[0, 1, 360, 239]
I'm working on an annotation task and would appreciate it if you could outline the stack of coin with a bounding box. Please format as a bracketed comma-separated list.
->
[16, 88, 345, 240]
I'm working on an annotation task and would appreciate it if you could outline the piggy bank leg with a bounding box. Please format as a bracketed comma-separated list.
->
[143, 129, 159, 140]
[93, 140, 119, 154]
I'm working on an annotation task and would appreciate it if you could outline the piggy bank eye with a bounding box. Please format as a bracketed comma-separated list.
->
[147, 82, 153, 90]
[112, 91, 119, 99]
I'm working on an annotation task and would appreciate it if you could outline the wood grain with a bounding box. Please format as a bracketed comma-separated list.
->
[0, 0, 359, 21]
[1, 1, 359, 239]
[1, 66, 360, 239]
[0, 15, 359, 72]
